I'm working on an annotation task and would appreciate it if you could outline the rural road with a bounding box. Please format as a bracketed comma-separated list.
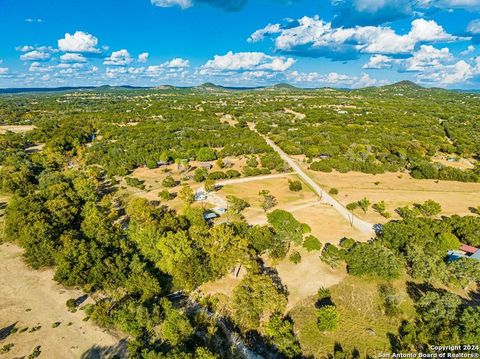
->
[250, 125, 375, 234]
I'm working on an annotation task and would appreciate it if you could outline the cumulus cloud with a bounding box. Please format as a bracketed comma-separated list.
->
[103, 49, 133, 66]
[163, 57, 189, 68]
[200, 51, 295, 74]
[402, 45, 453, 71]
[25, 18, 42, 23]
[60, 53, 88, 63]
[287, 70, 378, 88]
[362, 54, 394, 69]
[58, 31, 100, 53]
[250, 16, 464, 60]
[20, 50, 51, 61]
[29, 62, 55, 73]
[460, 45, 475, 55]
[138, 52, 149, 63]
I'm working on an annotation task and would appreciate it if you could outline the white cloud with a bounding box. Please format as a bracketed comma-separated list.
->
[467, 19, 480, 34]
[25, 18, 42, 23]
[250, 16, 464, 59]
[460, 45, 475, 56]
[362, 54, 394, 69]
[163, 57, 189, 68]
[138, 52, 149, 63]
[103, 49, 133, 66]
[60, 53, 87, 63]
[20, 50, 51, 61]
[29, 62, 55, 72]
[58, 31, 100, 53]
[403, 45, 453, 72]
[287, 70, 378, 88]
[16, 45, 34, 52]
[200, 51, 295, 74]
[151, 0, 192, 9]
[417, 60, 474, 84]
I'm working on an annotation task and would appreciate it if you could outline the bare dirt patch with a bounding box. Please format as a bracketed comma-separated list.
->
[0, 244, 126, 358]
[0, 125, 36, 134]
[269, 248, 346, 309]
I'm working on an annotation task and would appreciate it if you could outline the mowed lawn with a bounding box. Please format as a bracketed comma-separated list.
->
[305, 169, 480, 223]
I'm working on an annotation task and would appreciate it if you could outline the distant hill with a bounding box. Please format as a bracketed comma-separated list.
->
[2, 81, 478, 95]
[380, 80, 423, 90]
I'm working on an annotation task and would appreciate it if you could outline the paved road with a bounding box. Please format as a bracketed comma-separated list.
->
[256, 130, 375, 234]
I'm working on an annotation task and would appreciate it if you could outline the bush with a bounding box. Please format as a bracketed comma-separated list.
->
[207, 171, 227, 180]
[162, 175, 176, 188]
[289, 250, 302, 264]
[226, 169, 241, 178]
[125, 177, 145, 190]
[320, 243, 344, 268]
[310, 161, 333, 172]
[339, 237, 356, 249]
[193, 168, 208, 182]
[317, 287, 331, 301]
[288, 179, 303, 192]
[66, 298, 77, 311]
[303, 235, 322, 252]
[158, 189, 174, 201]
[328, 187, 339, 195]
[317, 305, 338, 331]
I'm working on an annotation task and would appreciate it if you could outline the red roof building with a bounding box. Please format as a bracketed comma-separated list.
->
[459, 244, 479, 254]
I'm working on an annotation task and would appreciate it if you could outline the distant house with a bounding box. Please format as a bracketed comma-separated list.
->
[157, 160, 171, 167]
[319, 154, 330, 160]
[194, 191, 207, 201]
[447, 243, 480, 261]
[203, 212, 218, 220]
[199, 162, 213, 170]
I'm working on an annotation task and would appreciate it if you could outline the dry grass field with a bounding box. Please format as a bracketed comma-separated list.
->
[290, 275, 416, 358]
[219, 176, 371, 243]
[304, 168, 480, 223]
[0, 125, 36, 134]
[0, 244, 126, 358]
[267, 248, 346, 309]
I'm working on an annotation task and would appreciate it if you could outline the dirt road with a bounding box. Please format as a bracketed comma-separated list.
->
[250, 124, 375, 234]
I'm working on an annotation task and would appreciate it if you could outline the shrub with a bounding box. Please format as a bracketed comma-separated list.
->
[320, 243, 344, 268]
[310, 161, 333, 172]
[303, 235, 322, 252]
[289, 250, 302, 264]
[328, 187, 339, 195]
[226, 169, 241, 178]
[339, 237, 356, 249]
[66, 298, 77, 311]
[158, 189, 174, 201]
[162, 175, 176, 188]
[317, 305, 338, 331]
[288, 179, 303, 192]
[317, 287, 331, 301]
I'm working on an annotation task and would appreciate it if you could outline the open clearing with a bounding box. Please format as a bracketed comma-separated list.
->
[305, 169, 480, 223]
[290, 276, 416, 358]
[219, 176, 371, 243]
[0, 125, 36, 134]
[267, 248, 346, 309]
[0, 244, 126, 358]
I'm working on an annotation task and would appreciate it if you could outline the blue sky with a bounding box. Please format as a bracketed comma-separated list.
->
[1, 0, 480, 88]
